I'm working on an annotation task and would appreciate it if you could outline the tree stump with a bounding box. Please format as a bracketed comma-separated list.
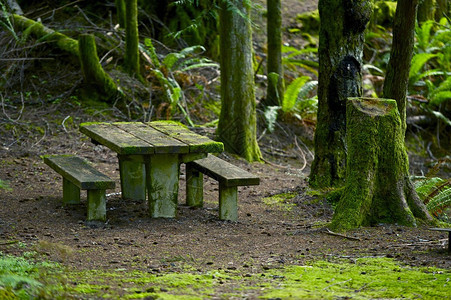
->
[330, 98, 432, 231]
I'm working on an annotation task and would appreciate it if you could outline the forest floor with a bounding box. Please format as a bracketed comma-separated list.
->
[0, 0, 450, 299]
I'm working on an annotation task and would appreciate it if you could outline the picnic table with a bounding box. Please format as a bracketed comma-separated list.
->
[79, 121, 224, 218]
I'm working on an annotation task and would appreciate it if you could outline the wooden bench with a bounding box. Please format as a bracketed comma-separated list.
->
[429, 228, 451, 253]
[43, 155, 115, 222]
[185, 154, 260, 221]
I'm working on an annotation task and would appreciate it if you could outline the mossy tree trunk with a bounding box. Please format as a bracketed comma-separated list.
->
[217, 0, 262, 162]
[265, 0, 284, 107]
[78, 34, 118, 102]
[309, 0, 373, 188]
[330, 98, 433, 232]
[380, 0, 433, 226]
[12, 14, 79, 57]
[418, 0, 436, 23]
[383, 0, 418, 134]
[124, 0, 140, 77]
[115, 0, 126, 28]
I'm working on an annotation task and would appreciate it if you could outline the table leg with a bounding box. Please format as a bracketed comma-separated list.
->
[118, 155, 146, 201]
[146, 154, 180, 218]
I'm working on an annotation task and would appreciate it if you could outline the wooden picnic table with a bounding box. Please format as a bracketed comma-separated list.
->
[79, 121, 224, 218]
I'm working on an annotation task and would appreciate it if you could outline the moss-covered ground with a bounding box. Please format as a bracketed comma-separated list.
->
[2, 251, 449, 299]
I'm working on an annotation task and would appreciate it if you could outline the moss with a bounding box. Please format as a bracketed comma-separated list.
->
[262, 192, 297, 212]
[296, 9, 320, 34]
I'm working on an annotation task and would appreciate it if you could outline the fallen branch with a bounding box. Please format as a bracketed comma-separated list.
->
[324, 228, 361, 241]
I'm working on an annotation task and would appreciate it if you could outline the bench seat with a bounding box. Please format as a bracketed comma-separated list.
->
[186, 154, 260, 221]
[43, 155, 115, 222]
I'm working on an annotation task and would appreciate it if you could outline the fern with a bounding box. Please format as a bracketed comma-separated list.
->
[0, 2, 19, 41]
[414, 176, 451, 219]
[409, 53, 437, 84]
[282, 76, 310, 112]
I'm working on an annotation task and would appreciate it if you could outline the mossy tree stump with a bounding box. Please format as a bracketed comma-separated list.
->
[330, 98, 432, 231]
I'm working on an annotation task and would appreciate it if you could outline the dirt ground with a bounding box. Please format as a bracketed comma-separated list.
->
[0, 0, 450, 298]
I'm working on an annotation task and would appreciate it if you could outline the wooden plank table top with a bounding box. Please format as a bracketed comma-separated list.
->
[79, 121, 224, 155]
[79, 121, 224, 218]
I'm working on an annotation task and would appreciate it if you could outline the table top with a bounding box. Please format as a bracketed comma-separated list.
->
[80, 121, 224, 155]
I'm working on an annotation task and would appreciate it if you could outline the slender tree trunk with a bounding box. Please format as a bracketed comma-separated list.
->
[418, 0, 436, 23]
[217, 0, 262, 162]
[381, 0, 433, 224]
[309, 0, 372, 188]
[330, 98, 433, 232]
[435, 0, 449, 20]
[383, 0, 418, 135]
[115, 0, 126, 28]
[78, 34, 118, 102]
[125, 0, 140, 77]
[265, 0, 284, 107]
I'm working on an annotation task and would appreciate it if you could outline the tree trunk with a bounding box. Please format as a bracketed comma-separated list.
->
[78, 34, 119, 102]
[125, 0, 140, 77]
[418, 0, 436, 23]
[309, 0, 372, 188]
[435, 0, 449, 20]
[115, 0, 126, 28]
[265, 0, 284, 107]
[217, 0, 262, 162]
[383, 0, 418, 136]
[330, 98, 433, 232]
[12, 14, 79, 57]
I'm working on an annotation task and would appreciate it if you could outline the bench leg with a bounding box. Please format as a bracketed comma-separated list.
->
[219, 182, 238, 221]
[118, 155, 146, 201]
[87, 189, 107, 222]
[63, 178, 80, 204]
[186, 165, 203, 207]
[146, 154, 180, 218]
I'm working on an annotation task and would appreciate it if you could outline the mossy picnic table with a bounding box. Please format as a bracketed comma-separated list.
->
[80, 121, 224, 218]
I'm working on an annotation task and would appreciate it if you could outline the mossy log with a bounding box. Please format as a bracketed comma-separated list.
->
[11, 14, 79, 57]
[78, 34, 119, 102]
[330, 98, 433, 231]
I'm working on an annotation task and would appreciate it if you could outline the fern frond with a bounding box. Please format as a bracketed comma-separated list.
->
[282, 76, 310, 112]
[409, 53, 437, 83]
[426, 187, 451, 216]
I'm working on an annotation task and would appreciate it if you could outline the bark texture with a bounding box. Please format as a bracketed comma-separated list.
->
[125, 0, 140, 77]
[78, 34, 118, 102]
[309, 0, 372, 188]
[331, 98, 433, 232]
[265, 0, 284, 106]
[383, 0, 419, 133]
[217, 0, 262, 162]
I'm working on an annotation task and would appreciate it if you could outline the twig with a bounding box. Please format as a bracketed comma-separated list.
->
[0, 240, 19, 246]
[323, 278, 352, 290]
[0, 58, 54, 61]
[294, 136, 307, 171]
[324, 228, 361, 241]
[36, 0, 84, 19]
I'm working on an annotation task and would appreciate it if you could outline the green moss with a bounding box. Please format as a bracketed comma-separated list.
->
[262, 257, 450, 299]
[262, 192, 297, 212]
[296, 9, 320, 34]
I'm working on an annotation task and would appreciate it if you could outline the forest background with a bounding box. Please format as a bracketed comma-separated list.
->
[0, 0, 450, 298]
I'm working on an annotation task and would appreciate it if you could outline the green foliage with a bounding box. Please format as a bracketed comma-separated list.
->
[0, 252, 65, 299]
[282, 45, 319, 75]
[414, 158, 451, 221]
[0, 2, 19, 41]
[406, 17, 451, 126]
[142, 38, 218, 125]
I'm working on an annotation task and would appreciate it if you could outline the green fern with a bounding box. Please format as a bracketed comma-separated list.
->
[414, 176, 451, 219]
[0, 2, 19, 41]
